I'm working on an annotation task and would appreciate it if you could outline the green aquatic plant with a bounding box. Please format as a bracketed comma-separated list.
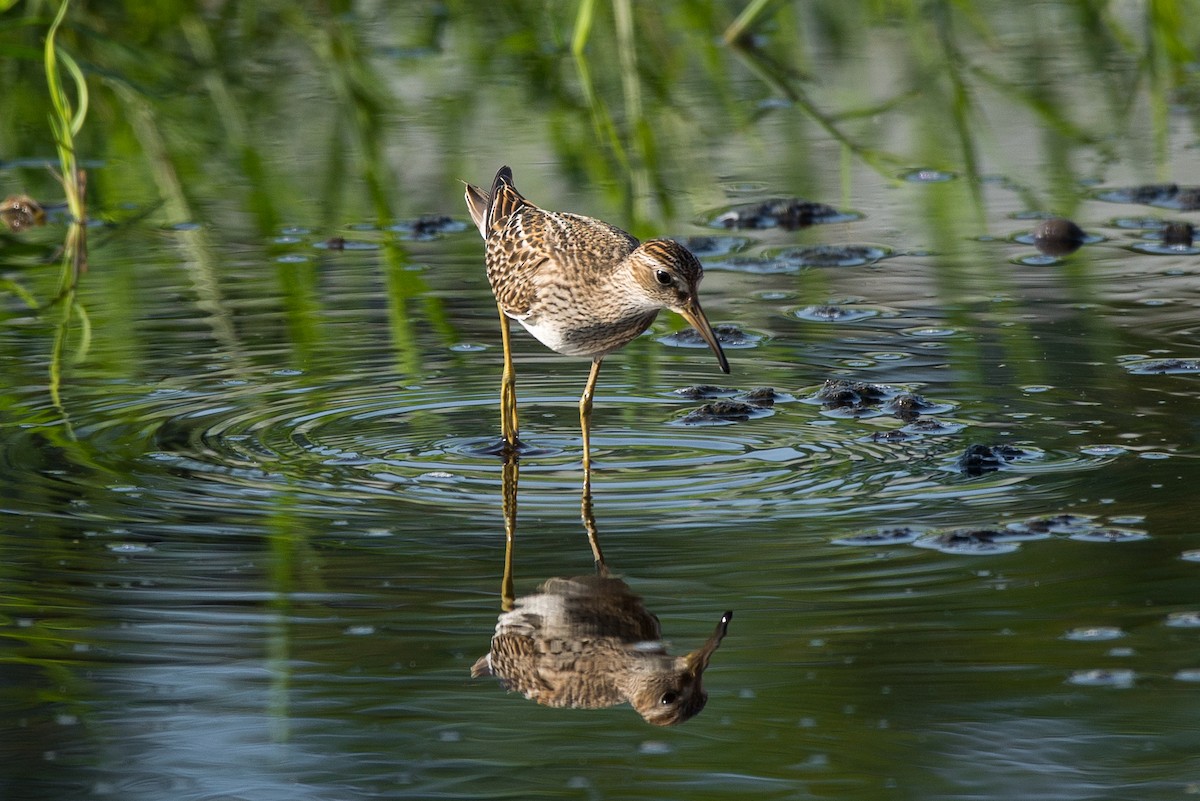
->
[571, 0, 597, 56]
[43, 0, 91, 412]
[44, 0, 87, 283]
[723, 0, 782, 44]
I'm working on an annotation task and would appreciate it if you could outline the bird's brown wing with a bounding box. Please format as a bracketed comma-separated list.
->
[478, 633, 554, 697]
[470, 653, 494, 678]
[463, 166, 526, 240]
[486, 208, 637, 317]
[463, 182, 490, 238]
[485, 166, 525, 233]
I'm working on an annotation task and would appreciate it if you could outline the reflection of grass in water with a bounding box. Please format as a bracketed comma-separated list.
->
[43, 0, 91, 413]
[44, 0, 87, 282]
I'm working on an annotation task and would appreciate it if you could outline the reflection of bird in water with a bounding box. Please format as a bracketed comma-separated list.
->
[464, 166, 729, 468]
[472, 573, 732, 726]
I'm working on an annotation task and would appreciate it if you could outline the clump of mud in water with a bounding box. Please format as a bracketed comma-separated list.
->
[708, 198, 856, 230]
[957, 443, 1030, 476]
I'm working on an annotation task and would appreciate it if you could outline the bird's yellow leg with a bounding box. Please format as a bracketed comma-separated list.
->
[500, 453, 519, 611]
[580, 468, 607, 576]
[580, 357, 603, 475]
[497, 304, 520, 450]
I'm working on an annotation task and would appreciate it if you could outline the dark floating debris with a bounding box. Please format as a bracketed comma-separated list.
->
[808, 381, 949, 423]
[1068, 527, 1151, 544]
[1007, 513, 1147, 543]
[813, 379, 889, 407]
[775, 244, 890, 268]
[0, 194, 46, 232]
[659, 323, 762, 349]
[1032, 217, 1087, 256]
[900, 417, 965, 436]
[674, 235, 750, 258]
[1094, 183, 1200, 210]
[670, 385, 789, 410]
[805, 379, 898, 420]
[883, 393, 942, 422]
[708, 198, 858, 230]
[389, 215, 469, 239]
[832, 527, 923, 546]
[674, 386, 780, 425]
[807, 305, 851, 321]
[842, 513, 1147, 556]
[675, 399, 771, 426]
[315, 236, 379, 251]
[864, 417, 964, 441]
[914, 528, 1023, 555]
[1123, 358, 1200, 375]
[735, 386, 792, 407]
[957, 443, 1030, 476]
[671, 384, 735, 400]
[867, 429, 916, 444]
[1009, 513, 1095, 536]
[942, 528, 1031, 544]
[1161, 221, 1195, 247]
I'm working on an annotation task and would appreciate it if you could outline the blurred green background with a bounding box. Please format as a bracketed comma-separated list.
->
[3, 2, 1200, 800]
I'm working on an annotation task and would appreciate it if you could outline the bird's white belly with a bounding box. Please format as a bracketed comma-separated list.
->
[514, 314, 594, 357]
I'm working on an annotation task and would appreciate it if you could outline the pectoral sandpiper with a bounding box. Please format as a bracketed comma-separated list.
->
[473, 574, 732, 725]
[464, 166, 730, 470]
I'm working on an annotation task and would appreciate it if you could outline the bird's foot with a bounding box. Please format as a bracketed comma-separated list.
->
[473, 434, 534, 460]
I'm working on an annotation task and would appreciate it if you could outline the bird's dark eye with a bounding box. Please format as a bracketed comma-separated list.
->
[660, 691, 679, 705]
[654, 269, 672, 286]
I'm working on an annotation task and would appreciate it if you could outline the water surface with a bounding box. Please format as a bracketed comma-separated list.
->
[2, 3, 1200, 800]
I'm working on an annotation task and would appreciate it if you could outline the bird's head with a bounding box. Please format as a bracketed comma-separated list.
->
[629, 610, 733, 726]
[629, 240, 730, 374]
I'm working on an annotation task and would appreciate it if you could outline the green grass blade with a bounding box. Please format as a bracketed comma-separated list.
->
[572, 0, 596, 56]
[58, 48, 88, 136]
[44, 0, 72, 132]
[724, 0, 779, 44]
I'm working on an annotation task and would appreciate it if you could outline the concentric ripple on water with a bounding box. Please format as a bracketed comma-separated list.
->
[60, 362, 1097, 520]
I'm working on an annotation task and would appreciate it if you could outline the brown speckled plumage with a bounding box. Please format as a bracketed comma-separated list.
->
[472, 575, 732, 726]
[465, 167, 730, 361]
[464, 166, 730, 460]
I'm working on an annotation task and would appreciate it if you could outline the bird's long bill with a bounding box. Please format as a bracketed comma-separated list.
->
[684, 610, 733, 676]
[678, 300, 731, 374]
